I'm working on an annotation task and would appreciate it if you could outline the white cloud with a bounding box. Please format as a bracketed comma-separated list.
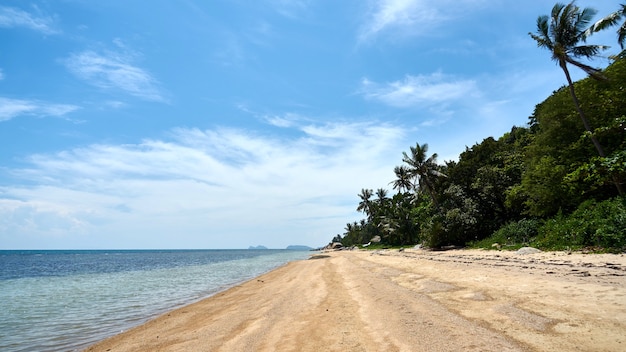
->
[2, 121, 410, 248]
[360, 0, 439, 41]
[0, 6, 58, 34]
[0, 197, 91, 237]
[0, 68, 4, 80]
[64, 49, 166, 102]
[262, 112, 306, 128]
[0, 97, 80, 121]
[360, 72, 478, 108]
[358, 0, 487, 42]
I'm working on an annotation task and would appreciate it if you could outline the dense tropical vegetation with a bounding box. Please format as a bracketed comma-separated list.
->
[330, 2, 626, 252]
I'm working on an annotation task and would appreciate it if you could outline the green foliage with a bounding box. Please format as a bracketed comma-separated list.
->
[521, 56, 626, 214]
[472, 219, 542, 249]
[421, 215, 446, 248]
[533, 198, 626, 250]
[522, 156, 574, 216]
[437, 184, 480, 245]
[330, 55, 626, 251]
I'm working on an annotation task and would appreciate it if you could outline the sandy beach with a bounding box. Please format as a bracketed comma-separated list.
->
[84, 249, 626, 352]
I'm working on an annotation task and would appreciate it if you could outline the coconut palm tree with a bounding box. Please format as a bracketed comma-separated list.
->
[390, 165, 413, 194]
[588, 4, 626, 49]
[356, 188, 374, 219]
[373, 188, 390, 226]
[375, 188, 388, 200]
[401, 143, 446, 208]
[529, 1, 623, 195]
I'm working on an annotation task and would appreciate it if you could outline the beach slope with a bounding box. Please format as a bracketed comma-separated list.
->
[85, 249, 626, 352]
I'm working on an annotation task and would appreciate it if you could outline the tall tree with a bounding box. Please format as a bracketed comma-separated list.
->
[373, 188, 390, 227]
[529, 1, 623, 195]
[588, 3, 626, 49]
[375, 188, 388, 203]
[390, 165, 413, 194]
[356, 188, 374, 219]
[401, 143, 446, 208]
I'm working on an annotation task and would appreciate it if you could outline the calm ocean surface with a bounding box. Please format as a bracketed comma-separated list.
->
[0, 249, 311, 352]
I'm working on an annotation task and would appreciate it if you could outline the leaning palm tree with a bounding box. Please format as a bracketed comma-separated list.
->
[529, 1, 623, 195]
[401, 143, 446, 208]
[587, 3, 626, 49]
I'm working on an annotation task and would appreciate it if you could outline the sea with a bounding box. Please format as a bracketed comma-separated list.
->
[0, 249, 311, 352]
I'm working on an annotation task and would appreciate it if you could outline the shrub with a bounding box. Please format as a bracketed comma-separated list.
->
[471, 218, 541, 249]
[534, 198, 626, 250]
[496, 219, 541, 245]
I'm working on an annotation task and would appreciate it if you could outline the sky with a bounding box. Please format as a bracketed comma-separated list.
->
[1, 0, 624, 249]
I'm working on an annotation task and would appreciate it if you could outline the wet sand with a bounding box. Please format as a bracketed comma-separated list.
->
[84, 249, 626, 352]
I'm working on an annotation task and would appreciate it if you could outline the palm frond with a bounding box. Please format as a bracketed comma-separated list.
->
[617, 4, 626, 49]
[537, 14, 551, 38]
[586, 11, 622, 34]
[429, 169, 448, 178]
[529, 32, 553, 51]
[585, 4, 626, 49]
[552, 3, 569, 45]
[570, 44, 607, 58]
[564, 56, 607, 80]
[575, 6, 597, 41]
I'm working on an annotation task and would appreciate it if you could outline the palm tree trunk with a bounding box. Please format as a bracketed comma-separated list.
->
[561, 62, 605, 156]
[422, 176, 440, 209]
[560, 62, 624, 196]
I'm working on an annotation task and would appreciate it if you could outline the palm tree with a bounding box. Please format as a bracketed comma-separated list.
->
[529, 1, 623, 195]
[373, 188, 390, 226]
[588, 4, 626, 49]
[356, 188, 374, 219]
[390, 165, 413, 193]
[375, 188, 388, 203]
[401, 143, 446, 208]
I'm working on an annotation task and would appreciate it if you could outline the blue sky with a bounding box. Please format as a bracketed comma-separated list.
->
[1, 0, 623, 249]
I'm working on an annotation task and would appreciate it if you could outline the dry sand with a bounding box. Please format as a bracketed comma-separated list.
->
[84, 249, 626, 352]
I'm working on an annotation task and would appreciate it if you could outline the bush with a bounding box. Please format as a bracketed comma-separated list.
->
[496, 219, 541, 245]
[471, 218, 541, 249]
[421, 216, 446, 248]
[534, 198, 626, 250]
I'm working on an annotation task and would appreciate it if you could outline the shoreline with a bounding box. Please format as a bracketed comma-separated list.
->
[84, 249, 626, 352]
[71, 255, 305, 352]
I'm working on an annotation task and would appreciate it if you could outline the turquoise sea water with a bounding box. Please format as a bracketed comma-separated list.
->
[0, 249, 310, 352]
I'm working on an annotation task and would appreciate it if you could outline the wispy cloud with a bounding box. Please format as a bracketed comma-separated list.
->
[0, 68, 4, 80]
[359, 0, 439, 41]
[269, 0, 310, 18]
[0, 97, 80, 122]
[359, 72, 478, 108]
[63, 47, 166, 102]
[0, 5, 58, 34]
[262, 112, 306, 128]
[2, 121, 408, 248]
[358, 0, 486, 42]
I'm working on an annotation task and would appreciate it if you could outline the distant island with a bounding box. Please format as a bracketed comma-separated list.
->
[247, 245, 313, 251]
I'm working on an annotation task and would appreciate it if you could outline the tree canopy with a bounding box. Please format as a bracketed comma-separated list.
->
[330, 4, 626, 251]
